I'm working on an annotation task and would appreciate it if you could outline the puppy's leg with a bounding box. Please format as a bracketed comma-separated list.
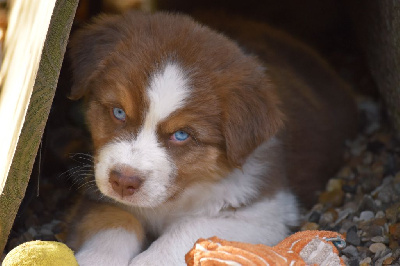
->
[67, 200, 144, 266]
[131, 192, 298, 265]
[130, 217, 287, 265]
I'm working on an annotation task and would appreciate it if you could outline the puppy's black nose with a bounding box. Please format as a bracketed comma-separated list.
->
[109, 165, 143, 197]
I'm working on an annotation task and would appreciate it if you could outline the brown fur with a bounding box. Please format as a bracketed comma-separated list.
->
[192, 13, 357, 204]
[67, 199, 144, 250]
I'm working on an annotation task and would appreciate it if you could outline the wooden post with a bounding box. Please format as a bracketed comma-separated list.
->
[0, 0, 78, 254]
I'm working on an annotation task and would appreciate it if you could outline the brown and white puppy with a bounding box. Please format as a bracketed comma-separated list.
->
[66, 11, 356, 265]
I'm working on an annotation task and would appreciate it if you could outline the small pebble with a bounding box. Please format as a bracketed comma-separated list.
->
[308, 211, 321, 223]
[300, 222, 319, 231]
[326, 179, 342, 192]
[386, 203, 400, 224]
[339, 219, 355, 234]
[382, 256, 395, 265]
[346, 226, 361, 246]
[375, 210, 386, 219]
[371, 236, 388, 243]
[358, 195, 378, 212]
[389, 223, 400, 240]
[374, 199, 382, 208]
[342, 245, 358, 258]
[335, 209, 352, 226]
[373, 217, 387, 226]
[319, 209, 338, 226]
[359, 211, 375, 221]
[389, 239, 399, 250]
[343, 201, 358, 212]
[359, 257, 371, 265]
[346, 257, 359, 266]
[376, 186, 394, 204]
[318, 190, 344, 207]
[361, 224, 384, 238]
[310, 203, 324, 212]
[369, 242, 387, 253]
[337, 167, 354, 179]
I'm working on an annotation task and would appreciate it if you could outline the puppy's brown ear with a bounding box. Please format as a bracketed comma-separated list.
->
[223, 75, 284, 167]
[68, 15, 122, 100]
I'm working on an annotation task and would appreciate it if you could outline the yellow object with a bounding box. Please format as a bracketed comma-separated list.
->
[2, 241, 78, 266]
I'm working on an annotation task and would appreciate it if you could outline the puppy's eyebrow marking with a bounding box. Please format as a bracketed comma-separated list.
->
[144, 63, 190, 130]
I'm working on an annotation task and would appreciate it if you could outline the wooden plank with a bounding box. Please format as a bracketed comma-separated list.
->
[0, 0, 55, 198]
[0, 0, 78, 254]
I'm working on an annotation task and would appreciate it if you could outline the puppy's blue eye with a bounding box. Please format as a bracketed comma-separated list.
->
[172, 130, 189, 142]
[113, 107, 126, 121]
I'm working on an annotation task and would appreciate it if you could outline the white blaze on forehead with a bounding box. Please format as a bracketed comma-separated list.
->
[144, 63, 190, 129]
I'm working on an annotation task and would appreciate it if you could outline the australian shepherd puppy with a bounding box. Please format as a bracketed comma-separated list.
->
[66, 11, 356, 265]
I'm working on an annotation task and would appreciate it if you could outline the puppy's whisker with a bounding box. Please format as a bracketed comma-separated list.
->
[74, 157, 94, 165]
[76, 180, 98, 194]
[68, 153, 95, 166]
[62, 168, 94, 184]
[76, 179, 97, 191]
[69, 152, 94, 160]
[69, 168, 94, 177]
[58, 165, 83, 179]
[71, 152, 95, 159]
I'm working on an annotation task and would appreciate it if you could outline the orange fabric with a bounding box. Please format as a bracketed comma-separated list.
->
[186, 230, 345, 266]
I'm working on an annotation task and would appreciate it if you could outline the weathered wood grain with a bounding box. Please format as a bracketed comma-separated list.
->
[0, 0, 78, 254]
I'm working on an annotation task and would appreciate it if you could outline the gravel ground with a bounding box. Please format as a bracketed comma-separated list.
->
[301, 98, 400, 265]
[2, 97, 399, 265]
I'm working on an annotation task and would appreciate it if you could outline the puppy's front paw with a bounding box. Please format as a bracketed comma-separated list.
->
[76, 228, 142, 266]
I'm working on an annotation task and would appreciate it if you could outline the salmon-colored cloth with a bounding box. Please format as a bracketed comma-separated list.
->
[185, 230, 345, 266]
